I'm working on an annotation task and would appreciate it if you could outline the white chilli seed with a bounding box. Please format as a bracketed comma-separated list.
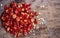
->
[12, 14, 17, 19]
